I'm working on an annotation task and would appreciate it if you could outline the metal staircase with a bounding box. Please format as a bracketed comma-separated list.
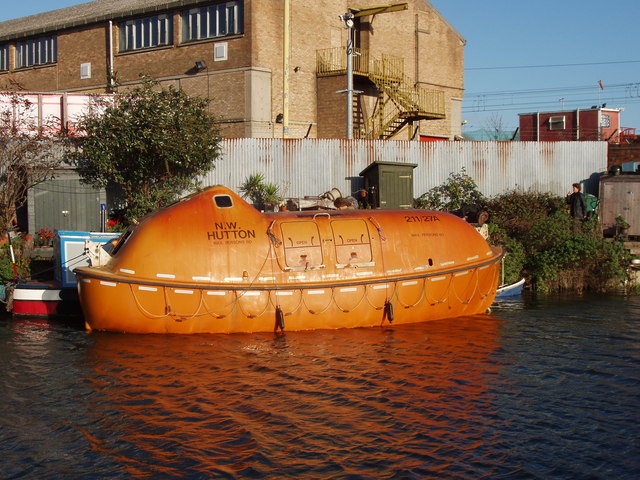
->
[316, 47, 445, 139]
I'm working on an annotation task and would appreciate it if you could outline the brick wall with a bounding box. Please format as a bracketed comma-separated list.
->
[608, 144, 640, 169]
[0, 0, 464, 140]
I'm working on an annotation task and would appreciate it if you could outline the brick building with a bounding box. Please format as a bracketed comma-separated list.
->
[0, 0, 465, 140]
[519, 106, 623, 143]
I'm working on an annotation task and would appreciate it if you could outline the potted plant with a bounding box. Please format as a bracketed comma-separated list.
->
[239, 174, 283, 211]
[35, 227, 55, 247]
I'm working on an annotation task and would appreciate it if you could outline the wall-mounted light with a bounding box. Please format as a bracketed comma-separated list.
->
[195, 60, 207, 71]
[339, 12, 355, 28]
[275, 113, 284, 124]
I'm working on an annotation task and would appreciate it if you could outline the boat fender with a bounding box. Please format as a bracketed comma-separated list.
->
[383, 299, 394, 324]
[275, 305, 285, 332]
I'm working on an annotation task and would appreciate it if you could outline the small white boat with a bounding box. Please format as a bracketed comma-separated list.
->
[495, 278, 525, 298]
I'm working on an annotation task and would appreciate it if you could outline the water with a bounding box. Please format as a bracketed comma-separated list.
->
[1, 294, 639, 479]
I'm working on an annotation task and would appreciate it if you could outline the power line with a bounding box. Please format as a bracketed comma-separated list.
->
[466, 82, 640, 98]
[466, 60, 640, 71]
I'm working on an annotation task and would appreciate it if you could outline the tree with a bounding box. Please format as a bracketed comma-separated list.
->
[483, 113, 509, 141]
[0, 95, 61, 236]
[69, 78, 222, 223]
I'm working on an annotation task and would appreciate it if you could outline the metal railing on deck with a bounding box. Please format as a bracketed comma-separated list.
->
[316, 47, 370, 76]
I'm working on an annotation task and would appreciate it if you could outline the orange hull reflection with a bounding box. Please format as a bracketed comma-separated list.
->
[75, 186, 502, 334]
[81, 317, 501, 477]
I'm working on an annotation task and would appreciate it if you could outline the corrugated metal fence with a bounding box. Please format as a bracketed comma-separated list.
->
[201, 139, 608, 199]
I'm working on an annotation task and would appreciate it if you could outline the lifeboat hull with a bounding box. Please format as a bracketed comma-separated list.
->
[75, 186, 502, 334]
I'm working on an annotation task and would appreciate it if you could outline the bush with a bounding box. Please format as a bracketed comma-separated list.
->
[1, 239, 30, 283]
[487, 190, 565, 239]
[415, 168, 485, 211]
[488, 224, 525, 285]
[488, 194, 632, 293]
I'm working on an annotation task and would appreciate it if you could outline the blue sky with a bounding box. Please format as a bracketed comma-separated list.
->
[428, 0, 640, 134]
[2, 1, 639, 134]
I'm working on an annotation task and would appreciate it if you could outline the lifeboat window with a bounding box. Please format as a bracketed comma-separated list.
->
[331, 219, 373, 265]
[214, 195, 233, 208]
[280, 222, 324, 269]
[110, 228, 133, 256]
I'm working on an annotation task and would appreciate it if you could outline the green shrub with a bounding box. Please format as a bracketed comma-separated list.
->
[488, 224, 525, 285]
[1, 241, 30, 283]
[487, 190, 565, 239]
[415, 168, 485, 211]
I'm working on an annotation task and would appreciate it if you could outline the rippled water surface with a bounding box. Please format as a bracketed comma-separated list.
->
[1, 294, 639, 479]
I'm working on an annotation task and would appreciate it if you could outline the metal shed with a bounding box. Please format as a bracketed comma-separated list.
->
[359, 161, 417, 209]
[599, 174, 640, 237]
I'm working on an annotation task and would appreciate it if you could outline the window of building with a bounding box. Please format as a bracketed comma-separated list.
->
[601, 114, 611, 128]
[549, 115, 565, 131]
[15, 35, 57, 68]
[182, 1, 244, 42]
[120, 14, 173, 52]
[0, 44, 8, 71]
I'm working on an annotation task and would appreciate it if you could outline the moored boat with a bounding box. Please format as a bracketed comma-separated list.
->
[74, 186, 503, 334]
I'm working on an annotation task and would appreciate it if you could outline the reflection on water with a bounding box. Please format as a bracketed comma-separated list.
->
[1, 295, 639, 479]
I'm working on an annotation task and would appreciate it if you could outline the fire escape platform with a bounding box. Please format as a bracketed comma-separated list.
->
[316, 47, 446, 138]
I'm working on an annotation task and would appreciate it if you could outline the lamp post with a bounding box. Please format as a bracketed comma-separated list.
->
[337, 12, 360, 140]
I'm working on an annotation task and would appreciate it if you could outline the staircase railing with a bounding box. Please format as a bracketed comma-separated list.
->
[316, 47, 445, 139]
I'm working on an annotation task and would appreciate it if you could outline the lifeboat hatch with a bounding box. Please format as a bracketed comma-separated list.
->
[331, 219, 373, 267]
[213, 195, 233, 208]
[280, 221, 324, 270]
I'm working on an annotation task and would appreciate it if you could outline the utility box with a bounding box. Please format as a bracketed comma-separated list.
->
[359, 161, 417, 209]
[599, 175, 640, 237]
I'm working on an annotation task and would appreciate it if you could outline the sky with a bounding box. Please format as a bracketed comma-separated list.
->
[2, 1, 639, 135]
[428, 0, 640, 135]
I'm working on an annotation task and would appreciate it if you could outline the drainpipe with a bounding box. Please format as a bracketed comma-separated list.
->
[536, 112, 539, 141]
[108, 20, 114, 90]
[576, 108, 580, 140]
[282, 0, 290, 138]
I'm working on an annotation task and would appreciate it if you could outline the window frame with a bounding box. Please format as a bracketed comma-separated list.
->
[119, 13, 173, 52]
[548, 115, 566, 131]
[182, 1, 244, 43]
[15, 35, 57, 69]
[0, 44, 8, 71]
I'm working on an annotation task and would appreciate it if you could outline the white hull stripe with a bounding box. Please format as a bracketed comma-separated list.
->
[156, 273, 175, 279]
[138, 286, 157, 292]
[100, 281, 117, 287]
[12, 289, 63, 301]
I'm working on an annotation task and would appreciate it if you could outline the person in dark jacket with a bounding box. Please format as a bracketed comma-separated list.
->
[566, 183, 586, 218]
[566, 183, 586, 232]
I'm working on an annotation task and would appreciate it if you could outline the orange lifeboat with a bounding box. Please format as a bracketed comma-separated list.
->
[74, 186, 503, 334]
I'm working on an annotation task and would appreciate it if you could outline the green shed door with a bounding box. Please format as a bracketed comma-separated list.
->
[380, 170, 413, 209]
